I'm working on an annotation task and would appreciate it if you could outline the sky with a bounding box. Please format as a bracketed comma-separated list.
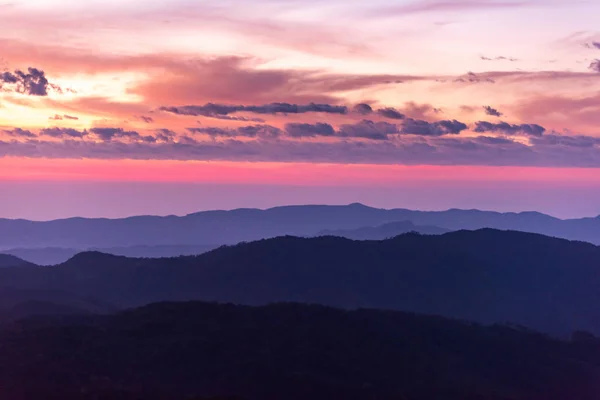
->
[1, 0, 600, 219]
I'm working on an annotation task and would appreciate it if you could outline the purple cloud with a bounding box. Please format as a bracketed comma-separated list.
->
[2, 131, 599, 167]
[474, 121, 546, 137]
[89, 127, 156, 143]
[188, 125, 282, 139]
[285, 123, 336, 138]
[483, 106, 503, 117]
[353, 103, 374, 115]
[2, 128, 36, 138]
[0, 67, 60, 96]
[338, 120, 398, 140]
[161, 102, 348, 117]
[137, 116, 154, 123]
[40, 127, 87, 138]
[401, 118, 468, 136]
[377, 107, 405, 120]
[584, 42, 600, 50]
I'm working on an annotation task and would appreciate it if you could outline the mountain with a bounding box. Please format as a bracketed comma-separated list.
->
[3, 244, 220, 265]
[2, 229, 600, 335]
[318, 220, 449, 240]
[1, 203, 599, 249]
[0, 288, 116, 322]
[1, 301, 599, 400]
[0, 254, 35, 268]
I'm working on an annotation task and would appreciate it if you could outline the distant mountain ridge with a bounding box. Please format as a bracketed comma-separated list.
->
[2, 244, 220, 266]
[1, 203, 599, 250]
[2, 229, 600, 335]
[318, 220, 449, 239]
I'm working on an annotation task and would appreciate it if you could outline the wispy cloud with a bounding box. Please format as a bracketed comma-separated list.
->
[369, 0, 532, 17]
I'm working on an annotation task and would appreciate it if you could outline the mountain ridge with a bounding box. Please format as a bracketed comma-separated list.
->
[1, 229, 599, 335]
[2, 203, 599, 251]
[3, 300, 600, 399]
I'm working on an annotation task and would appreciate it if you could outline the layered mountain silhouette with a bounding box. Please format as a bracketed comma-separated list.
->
[1, 204, 599, 252]
[0, 253, 35, 268]
[3, 244, 220, 265]
[2, 229, 600, 335]
[0, 288, 116, 320]
[318, 220, 449, 239]
[1, 301, 599, 400]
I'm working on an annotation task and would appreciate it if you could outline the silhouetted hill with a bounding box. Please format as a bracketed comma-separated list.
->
[0, 288, 116, 322]
[1, 229, 600, 334]
[318, 220, 449, 239]
[0, 254, 35, 268]
[3, 244, 220, 265]
[1, 203, 599, 249]
[1, 301, 599, 400]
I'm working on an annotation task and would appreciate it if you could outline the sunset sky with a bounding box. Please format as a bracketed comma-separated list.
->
[1, 0, 600, 219]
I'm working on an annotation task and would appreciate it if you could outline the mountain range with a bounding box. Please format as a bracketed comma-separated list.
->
[2, 203, 600, 265]
[1, 301, 598, 400]
[2, 244, 220, 266]
[1, 203, 599, 251]
[1, 229, 600, 335]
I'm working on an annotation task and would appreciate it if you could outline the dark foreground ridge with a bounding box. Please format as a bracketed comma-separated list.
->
[1, 229, 600, 335]
[0, 253, 35, 268]
[1, 301, 599, 400]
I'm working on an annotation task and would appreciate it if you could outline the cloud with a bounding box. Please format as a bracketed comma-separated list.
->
[187, 127, 233, 137]
[49, 114, 79, 121]
[285, 123, 335, 138]
[188, 124, 282, 139]
[584, 42, 600, 49]
[2, 131, 600, 167]
[2, 128, 36, 138]
[40, 127, 87, 138]
[89, 127, 156, 143]
[590, 60, 600, 73]
[338, 120, 398, 140]
[130, 55, 416, 106]
[154, 129, 177, 143]
[402, 102, 442, 119]
[161, 102, 349, 117]
[480, 56, 518, 62]
[483, 106, 503, 117]
[204, 114, 266, 123]
[530, 134, 600, 148]
[236, 125, 282, 139]
[453, 71, 495, 84]
[377, 107, 405, 120]
[136, 116, 154, 123]
[370, 1, 531, 17]
[512, 92, 600, 132]
[0, 67, 60, 96]
[353, 103, 374, 115]
[400, 118, 468, 136]
[473, 121, 546, 136]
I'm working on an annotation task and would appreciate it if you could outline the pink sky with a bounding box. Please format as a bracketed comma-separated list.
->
[1, 0, 600, 218]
